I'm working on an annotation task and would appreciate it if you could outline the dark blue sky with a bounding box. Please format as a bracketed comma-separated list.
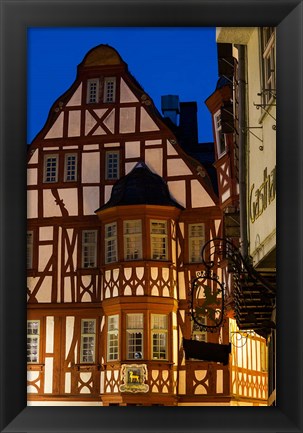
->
[27, 27, 218, 144]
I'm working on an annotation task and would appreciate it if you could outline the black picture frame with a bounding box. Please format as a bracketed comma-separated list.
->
[0, 0, 302, 432]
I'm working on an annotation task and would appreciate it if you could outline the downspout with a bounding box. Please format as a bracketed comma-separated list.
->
[236, 44, 249, 258]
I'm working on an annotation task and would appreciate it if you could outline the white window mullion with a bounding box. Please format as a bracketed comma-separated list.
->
[27, 320, 40, 363]
[80, 319, 96, 363]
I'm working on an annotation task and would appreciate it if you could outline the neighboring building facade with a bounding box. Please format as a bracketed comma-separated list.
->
[27, 45, 229, 406]
[214, 27, 276, 406]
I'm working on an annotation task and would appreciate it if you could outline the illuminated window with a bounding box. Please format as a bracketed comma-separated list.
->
[151, 314, 168, 360]
[80, 319, 96, 363]
[27, 320, 40, 363]
[150, 220, 168, 260]
[107, 315, 119, 361]
[126, 314, 144, 360]
[105, 223, 117, 264]
[82, 230, 97, 268]
[124, 220, 142, 260]
[188, 223, 205, 263]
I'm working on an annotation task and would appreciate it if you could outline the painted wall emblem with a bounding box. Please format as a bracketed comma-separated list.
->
[119, 364, 149, 393]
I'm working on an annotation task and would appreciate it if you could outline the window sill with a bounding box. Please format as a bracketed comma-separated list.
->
[74, 363, 102, 372]
[27, 363, 44, 371]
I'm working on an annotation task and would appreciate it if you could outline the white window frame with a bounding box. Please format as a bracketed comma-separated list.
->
[150, 220, 168, 261]
[105, 222, 117, 264]
[64, 153, 77, 182]
[82, 230, 97, 268]
[87, 78, 99, 103]
[27, 231, 33, 269]
[44, 154, 58, 183]
[27, 320, 40, 363]
[103, 77, 116, 103]
[214, 110, 226, 158]
[126, 313, 144, 360]
[124, 220, 142, 260]
[188, 223, 205, 263]
[105, 151, 120, 180]
[107, 315, 119, 361]
[151, 314, 168, 360]
[260, 27, 276, 105]
[80, 319, 96, 363]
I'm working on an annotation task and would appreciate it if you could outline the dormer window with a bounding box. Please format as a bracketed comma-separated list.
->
[104, 77, 116, 103]
[87, 78, 99, 103]
[87, 77, 116, 104]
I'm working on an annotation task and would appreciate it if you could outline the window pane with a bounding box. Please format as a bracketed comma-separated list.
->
[150, 221, 167, 260]
[87, 79, 99, 103]
[44, 156, 58, 182]
[107, 315, 119, 361]
[124, 220, 142, 260]
[82, 230, 97, 268]
[104, 77, 116, 103]
[27, 320, 40, 363]
[80, 319, 96, 363]
[65, 154, 77, 181]
[189, 223, 205, 263]
[105, 223, 117, 263]
[106, 152, 119, 180]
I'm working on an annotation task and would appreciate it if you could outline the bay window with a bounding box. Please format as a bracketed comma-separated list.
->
[124, 220, 142, 260]
[151, 314, 168, 360]
[105, 222, 117, 264]
[126, 314, 144, 359]
[107, 315, 119, 361]
[150, 220, 168, 260]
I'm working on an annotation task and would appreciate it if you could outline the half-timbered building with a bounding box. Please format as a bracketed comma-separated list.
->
[27, 43, 268, 406]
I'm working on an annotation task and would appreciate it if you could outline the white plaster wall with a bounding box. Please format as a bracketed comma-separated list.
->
[104, 185, 113, 203]
[58, 188, 78, 216]
[83, 186, 99, 215]
[38, 245, 52, 272]
[145, 148, 163, 176]
[68, 111, 81, 137]
[167, 140, 178, 155]
[27, 168, 37, 186]
[27, 190, 38, 219]
[29, 148, 38, 164]
[216, 370, 223, 393]
[46, 316, 54, 353]
[140, 108, 159, 132]
[168, 181, 186, 208]
[35, 276, 52, 303]
[43, 190, 62, 217]
[178, 272, 186, 300]
[119, 107, 136, 133]
[66, 84, 82, 106]
[167, 159, 191, 176]
[44, 358, 53, 393]
[45, 112, 64, 139]
[145, 139, 161, 146]
[65, 372, 71, 393]
[125, 141, 140, 159]
[39, 226, 53, 241]
[82, 152, 100, 183]
[125, 162, 136, 174]
[191, 180, 215, 208]
[120, 78, 139, 103]
[103, 110, 115, 134]
[66, 317, 75, 358]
